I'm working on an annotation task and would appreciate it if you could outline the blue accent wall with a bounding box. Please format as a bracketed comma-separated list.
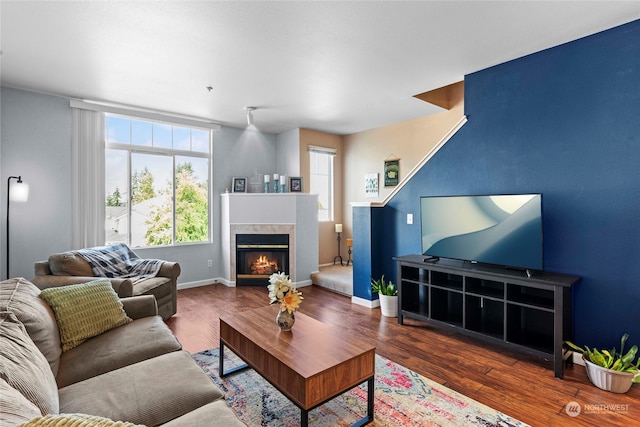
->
[352, 206, 373, 300]
[373, 20, 640, 348]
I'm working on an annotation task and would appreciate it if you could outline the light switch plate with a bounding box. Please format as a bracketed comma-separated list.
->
[407, 213, 413, 224]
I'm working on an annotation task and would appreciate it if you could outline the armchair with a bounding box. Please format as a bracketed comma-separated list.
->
[32, 244, 181, 320]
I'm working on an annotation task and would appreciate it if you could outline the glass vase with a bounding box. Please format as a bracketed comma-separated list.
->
[276, 309, 295, 331]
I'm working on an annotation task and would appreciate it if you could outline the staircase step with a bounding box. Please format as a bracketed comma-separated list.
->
[311, 264, 353, 296]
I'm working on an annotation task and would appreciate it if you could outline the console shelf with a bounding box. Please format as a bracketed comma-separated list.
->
[394, 255, 580, 378]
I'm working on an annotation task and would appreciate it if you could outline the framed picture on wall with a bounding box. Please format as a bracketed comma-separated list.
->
[232, 177, 247, 193]
[365, 173, 378, 197]
[289, 177, 303, 192]
[384, 158, 400, 187]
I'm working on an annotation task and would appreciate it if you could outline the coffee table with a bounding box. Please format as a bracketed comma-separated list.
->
[219, 305, 376, 427]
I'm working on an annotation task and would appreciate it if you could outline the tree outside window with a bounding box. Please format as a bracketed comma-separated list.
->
[105, 114, 210, 247]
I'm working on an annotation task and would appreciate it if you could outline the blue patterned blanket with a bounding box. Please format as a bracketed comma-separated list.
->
[74, 243, 163, 282]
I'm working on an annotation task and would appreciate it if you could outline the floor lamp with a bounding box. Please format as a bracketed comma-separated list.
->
[6, 176, 29, 279]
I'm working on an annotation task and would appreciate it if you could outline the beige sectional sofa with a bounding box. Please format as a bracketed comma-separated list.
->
[32, 244, 180, 320]
[0, 278, 244, 427]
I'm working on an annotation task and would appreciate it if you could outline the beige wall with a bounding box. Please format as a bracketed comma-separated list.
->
[297, 82, 464, 268]
[299, 128, 344, 265]
[342, 82, 465, 247]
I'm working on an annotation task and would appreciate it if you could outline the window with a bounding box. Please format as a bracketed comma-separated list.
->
[309, 146, 336, 222]
[105, 114, 211, 247]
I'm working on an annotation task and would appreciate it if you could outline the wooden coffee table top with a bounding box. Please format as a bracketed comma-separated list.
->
[220, 305, 376, 410]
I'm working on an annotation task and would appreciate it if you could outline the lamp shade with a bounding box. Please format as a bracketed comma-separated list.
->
[9, 181, 29, 202]
[335, 224, 342, 233]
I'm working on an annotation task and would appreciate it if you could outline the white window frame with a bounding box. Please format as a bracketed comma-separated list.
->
[105, 114, 212, 247]
[308, 145, 336, 222]
[71, 99, 219, 248]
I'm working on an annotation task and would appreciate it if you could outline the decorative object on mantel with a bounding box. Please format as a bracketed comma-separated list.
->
[273, 174, 280, 192]
[333, 224, 343, 266]
[264, 174, 270, 193]
[371, 275, 398, 317]
[365, 173, 378, 197]
[268, 272, 303, 331]
[384, 156, 400, 187]
[564, 333, 639, 393]
[289, 177, 302, 192]
[280, 175, 287, 193]
[232, 177, 247, 193]
[346, 238, 353, 266]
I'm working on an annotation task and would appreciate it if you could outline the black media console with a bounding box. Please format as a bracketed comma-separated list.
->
[394, 255, 580, 378]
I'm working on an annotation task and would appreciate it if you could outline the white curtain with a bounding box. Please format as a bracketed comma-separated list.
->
[71, 106, 105, 249]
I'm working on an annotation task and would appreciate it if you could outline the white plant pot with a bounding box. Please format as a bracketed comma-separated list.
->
[583, 356, 637, 393]
[379, 294, 398, 317]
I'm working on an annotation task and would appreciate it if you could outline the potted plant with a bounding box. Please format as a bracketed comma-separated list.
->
[564, 333, 640, 393]
[371, 275, 398, 317]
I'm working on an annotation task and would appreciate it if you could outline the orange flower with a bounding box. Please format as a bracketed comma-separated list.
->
[268, 272, 303, 313]
[280, 289, 303, 313]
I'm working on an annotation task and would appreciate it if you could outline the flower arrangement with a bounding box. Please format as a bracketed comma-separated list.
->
[268, 272, 303, 314]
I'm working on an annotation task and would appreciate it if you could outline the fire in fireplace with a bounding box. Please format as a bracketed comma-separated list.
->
[236, 234, 289, 286]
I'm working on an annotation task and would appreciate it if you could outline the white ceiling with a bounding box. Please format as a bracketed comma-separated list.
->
[1, 1, 639, 135]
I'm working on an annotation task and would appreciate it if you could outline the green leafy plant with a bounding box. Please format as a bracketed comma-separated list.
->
[371, 275, 398, 296]
[565, 333, 640, 382]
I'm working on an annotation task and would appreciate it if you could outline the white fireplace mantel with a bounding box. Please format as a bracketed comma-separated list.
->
[220, 193, 319, 286]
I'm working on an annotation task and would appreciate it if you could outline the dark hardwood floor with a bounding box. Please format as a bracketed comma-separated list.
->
[166, 284, 638, 427]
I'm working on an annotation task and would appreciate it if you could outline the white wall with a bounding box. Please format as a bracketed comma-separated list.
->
[276, 128, 300, 178]
[1, 88, 72, 279]
[1, 87, 279, 285]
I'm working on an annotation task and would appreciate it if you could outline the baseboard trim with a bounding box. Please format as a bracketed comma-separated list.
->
[296, 279, 313, 288]
[178, 277, 312, 290]
[572, 351, 585, 366]
[352, 295, 380, 308]
[177, 278, 230, 290]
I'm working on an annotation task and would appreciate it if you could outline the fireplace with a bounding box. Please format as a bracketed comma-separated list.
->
[236, 234, 289, 286]
[221, 193, 318, 287]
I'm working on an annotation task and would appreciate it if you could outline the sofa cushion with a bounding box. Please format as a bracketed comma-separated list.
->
[48, 252, 94, 277]
[39, 280, 132, 352]
[161, 400, 246, 427]
[56, 316, 182, 388]
[59, 351, 224, 427]
[0, 278, 62, 375]
[132, 277, 171, 299]
[20, 413, 145, 427]
[0, 311, 59, 416]
[0, 378, 42, 426]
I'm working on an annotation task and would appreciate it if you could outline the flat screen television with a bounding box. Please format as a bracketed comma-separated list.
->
[420, 194, 543, 271]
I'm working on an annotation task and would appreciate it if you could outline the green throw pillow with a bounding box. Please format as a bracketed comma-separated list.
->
[39, 280, 132, 352]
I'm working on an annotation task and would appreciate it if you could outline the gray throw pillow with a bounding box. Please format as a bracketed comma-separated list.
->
[0, 278, 62, 375]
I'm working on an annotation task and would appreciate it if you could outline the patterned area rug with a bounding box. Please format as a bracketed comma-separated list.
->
[192, 348, 529, 427]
